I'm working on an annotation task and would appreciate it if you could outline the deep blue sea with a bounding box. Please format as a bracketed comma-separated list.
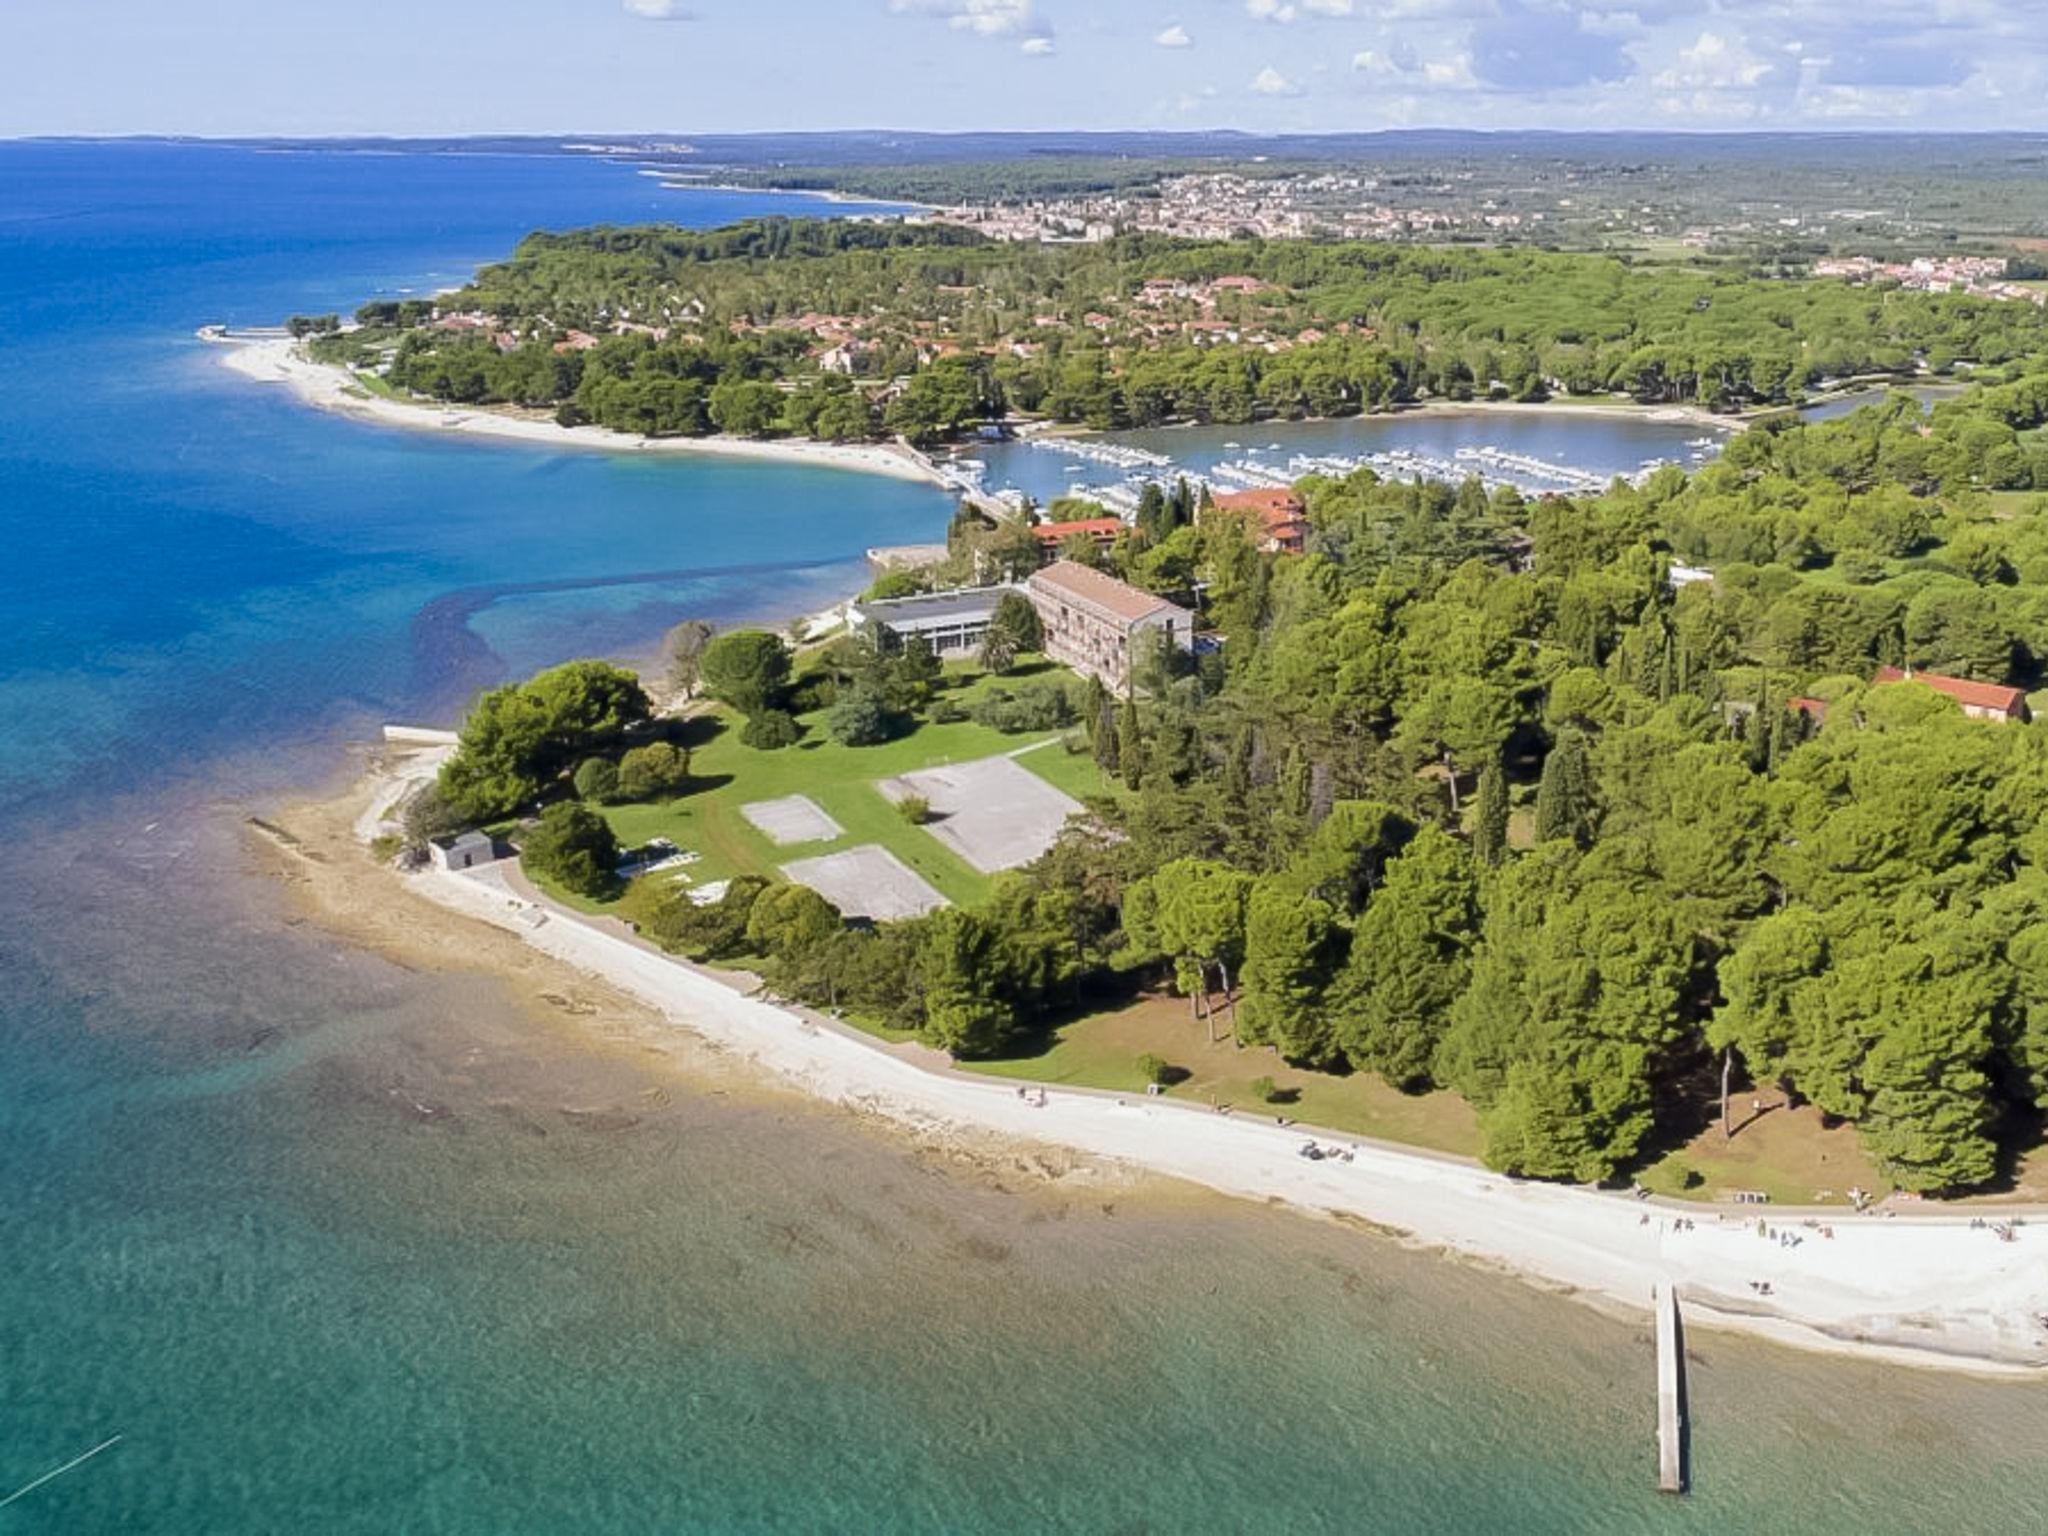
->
[2, 142, 2046, 1534]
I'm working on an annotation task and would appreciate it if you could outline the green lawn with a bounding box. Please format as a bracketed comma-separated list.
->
[960, 995, 1486, 1158]
[566, 659, 1109, 912]
[1634, 1100, 1893, 1207]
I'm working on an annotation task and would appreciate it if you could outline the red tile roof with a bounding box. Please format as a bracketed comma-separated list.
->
[1873, 666, 2026, 715]
[1210, 487, 1304, 517]
[1030, 517, 1125, 545]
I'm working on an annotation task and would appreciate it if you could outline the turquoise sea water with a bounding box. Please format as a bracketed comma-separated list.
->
[3, 142, 2046, 1533]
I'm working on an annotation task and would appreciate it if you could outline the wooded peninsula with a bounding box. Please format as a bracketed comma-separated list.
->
[379, 219, 2048, 1203]
[302, 218, 2048, 448]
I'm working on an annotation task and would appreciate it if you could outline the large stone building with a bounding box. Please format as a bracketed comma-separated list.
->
[1023, 560, 1195, 691]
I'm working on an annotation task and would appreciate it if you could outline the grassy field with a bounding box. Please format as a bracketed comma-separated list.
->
[567, 658, 1109, 913]
[1635, 1101, 1893, 1207]
[959, 995, 1486, 1158]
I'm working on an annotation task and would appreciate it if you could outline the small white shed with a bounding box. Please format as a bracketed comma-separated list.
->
[431, 831, 500, 872]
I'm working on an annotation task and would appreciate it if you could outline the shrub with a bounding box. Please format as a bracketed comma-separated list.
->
[620, 873, 769, 961]
[741, 709, 801, 750]
[897, 795, 931, 825]
[784, 673, 838, 715]
[970, 680, 1075, 734]
[1138, 1053, 1173, 1086]
[863, 569, 929, 601]
[573, 757, 620, 803]
[615, 741, 690, 801]
[929, 698, 968, 724]
[825, 686, 896, 747]
[400, 784, 465, 851]
[699, 630, 791, 716]
[1250, 1075, 1279, 1104]
[744, 884, 843, 958]
[519, 802, 620, 898]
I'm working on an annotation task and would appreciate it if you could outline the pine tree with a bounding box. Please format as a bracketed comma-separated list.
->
[1473, 758, 1509, 868]
[1238, 880, 1340, 1063]
[1533, 730, 1594, 848]
[1333, 826, 1479, 1088]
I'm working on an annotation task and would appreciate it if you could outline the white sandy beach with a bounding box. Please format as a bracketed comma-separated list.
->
[355, 745, 2047, 1376]
[211, 333, 952, 487]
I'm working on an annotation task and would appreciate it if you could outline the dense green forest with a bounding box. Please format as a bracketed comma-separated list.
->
[424, 367, 2048, 1196]
[306, 219, 2048, 444]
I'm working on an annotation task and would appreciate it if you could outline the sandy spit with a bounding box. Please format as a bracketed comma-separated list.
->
[211, 333, 952, 487]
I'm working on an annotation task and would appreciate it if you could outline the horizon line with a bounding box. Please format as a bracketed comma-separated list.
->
[10, 126, 2048, 145]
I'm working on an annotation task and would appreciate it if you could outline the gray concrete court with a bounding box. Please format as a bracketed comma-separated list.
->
[781, 845, 948, 921]
[879, 754, 1083, 874]
[741, 794, 844, 846]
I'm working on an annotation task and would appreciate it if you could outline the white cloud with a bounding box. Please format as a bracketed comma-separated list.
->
[622, 0, 690, 17]
[1155, 24, 1193, 48]
[888, 0, 1046, 40]
[1250, 65, 1302, 95]
[1245, 0, 1298, 22]
[1423, 52, 1477, 88]
[1654, 31, 1775, 90]
[1304, 0, 1357, 12]
[1021, 35, 1055, 54]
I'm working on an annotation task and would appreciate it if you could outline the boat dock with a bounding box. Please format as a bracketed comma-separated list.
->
[1656, 1278, 1687, 1494]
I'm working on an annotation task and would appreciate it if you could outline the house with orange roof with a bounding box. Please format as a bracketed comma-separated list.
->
[1873, 666, 2030, 724]
[1209, 487, 1309, 555]
[1029, 517, 1125, 565]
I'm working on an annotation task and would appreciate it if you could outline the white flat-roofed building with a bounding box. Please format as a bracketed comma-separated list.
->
[849, 586, 1007, 658]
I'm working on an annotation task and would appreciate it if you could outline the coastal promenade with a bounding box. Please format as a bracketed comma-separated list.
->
[359, 750, 2048, 1377]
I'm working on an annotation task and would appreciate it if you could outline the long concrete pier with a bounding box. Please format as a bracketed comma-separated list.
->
[1656, 1278, 1687, 1493]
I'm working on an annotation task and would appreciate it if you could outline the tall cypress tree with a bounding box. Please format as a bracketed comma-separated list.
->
[1533, 730, 1594, 848]
[1473, 758, 1509, 868]
[1118, 693, 1143, 792]
[1223, 721, 1255, 806]
[1280, 744, 1311, 819]
[1135, 481, 1167, 542]
[1765, 704, 1791, 776]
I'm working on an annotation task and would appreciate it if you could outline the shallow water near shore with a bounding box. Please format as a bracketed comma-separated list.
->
[3, 142, 2046, 1532]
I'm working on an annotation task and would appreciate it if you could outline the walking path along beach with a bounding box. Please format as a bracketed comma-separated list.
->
[310, 743, 2048, 1378]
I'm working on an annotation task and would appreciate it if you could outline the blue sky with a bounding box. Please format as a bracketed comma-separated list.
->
[5, 1, 2046, 137]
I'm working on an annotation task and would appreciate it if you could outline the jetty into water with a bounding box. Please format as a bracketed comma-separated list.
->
[1656, 1278, 1687, 1493]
